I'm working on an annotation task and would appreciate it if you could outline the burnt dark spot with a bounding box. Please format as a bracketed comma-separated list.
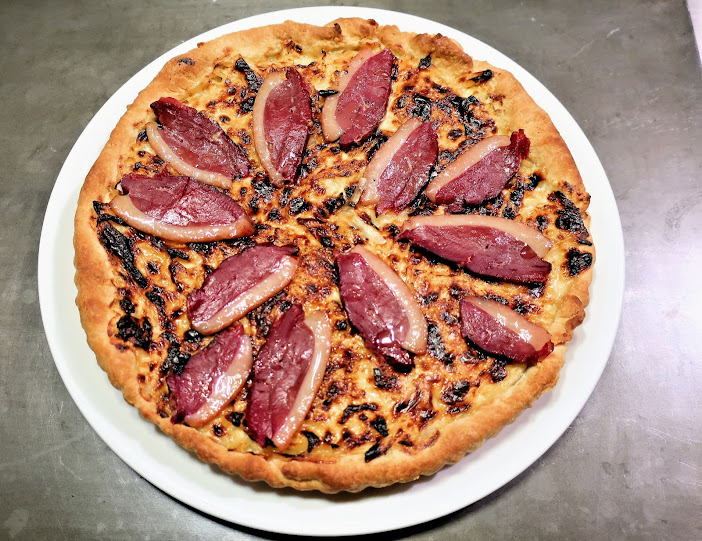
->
[422, 292, 439, 306]
[219, 115, 230, 123]
[160, 344, 191, 375]
[167, 248, 190, 261]
[471, 70, 493, 83]
[146, 261, 159, 274]
[344, 185, 356, 199]
[391, 60, 399, 81]
[447, 128, 463, 140]
[340, 403, 378, 424]
[364, 443, 383, 462]
[213, 424, 225, 437]
[234, 57, 262, 92]
[549, 191, 591, 243]
[302, 431, 321, 453]
[278, 187, 293, 208]
[136, 129, 148, 142]
[335, 320, 348, 331]
[398, 439, 413, 447]
[267, 208, 281, 221]
[440, 311, 458, 325]
[188, 242, 215, 256]
[373, 368, 399, 391]
[289, 197, 311, 215]
[319, 236, 333, 248]
[318, 89, 338, 97]
[177, 57, 195, 66]
[119, 297, 135, 314]
[526, 173, 542, 190]
[427, 323, 453, 365]
[410, 94, 432, 121]
[116, 315, 151, 350]
[535, 215, 549, 231]
[98, 224, 147, 288]
[418, 54, 431, 70]
[226, 411, 243, 427]
[489, 358, 507, 382]
[183, 329, 204, 343]
[502, 207, 516, 220]
[394, 95, 407, 109]
[370, 417, 389, 437]
[239, 96, 256, 114]
[566, 248, 593, 276]
[442, 380, 471, 404]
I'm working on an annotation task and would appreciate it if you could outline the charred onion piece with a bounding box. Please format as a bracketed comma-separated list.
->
[167, 324, 253, 427]
[109, 173, 254, 242]
[425, 131, 530, 208]
[360, 118, 438, 213]
[337, 245, 427, 367]
[460, 296, 553, 363]
[246, 306, 332, 450]
[187, 245, 298, 335]
[321, 48, 394, 145]
[252, 68, 312, 186]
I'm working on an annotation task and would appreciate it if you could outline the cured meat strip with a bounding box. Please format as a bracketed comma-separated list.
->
[399, 214, 552, 284]
[109, 173, 254, 242]
[460, 296, 553, 363]
[147, 97, 250, 189]
[167, 324, 253, 427]
[188, 245, 298, 335]
[425, 131, 530, 210]
[321, 48, 395, 145]
[360, 118, 438, 214]
[252, 68, 312, 186]
[246, 306, 331, 450]
[337, 246, 427, 368]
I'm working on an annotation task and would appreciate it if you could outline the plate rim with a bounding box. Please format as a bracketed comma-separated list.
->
[38, 5, 625, 537]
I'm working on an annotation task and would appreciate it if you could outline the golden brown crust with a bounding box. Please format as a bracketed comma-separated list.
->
[74, 18, 594, 493]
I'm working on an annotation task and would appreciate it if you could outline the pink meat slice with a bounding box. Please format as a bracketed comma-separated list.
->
[263, 68, 311, 182]
[436, 130, 530, 210]
[337, 251, 412, 367]
[246, 305, 315, 446]
[151, 97, 250, 179]
[399, 224, 551, 284]
[119, 173, 248, 226]
[460, 299, 553, 363]
[187, 245, 296, 328]
[376, 122, 438, 213]
[167, 324, 248, 420]
[336, 49, 394, 146]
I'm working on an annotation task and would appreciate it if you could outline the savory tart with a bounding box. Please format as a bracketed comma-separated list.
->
[74, 17, 594, 493]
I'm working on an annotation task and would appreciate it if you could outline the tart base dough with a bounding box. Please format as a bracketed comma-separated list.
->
[74, 18, 593, 493]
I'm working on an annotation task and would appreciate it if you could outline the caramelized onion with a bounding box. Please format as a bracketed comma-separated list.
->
[359, 117, 423, 206]
[146, 122, 234, 189]
[350, 246, 427, 354]
[321, 48, 376, 142]
[425, 135, 510, 201]
[109, 193, 254, 242]
[401, 214, 552, 257]
[184, 333, 253, 427]
[272, 311, 332, 449]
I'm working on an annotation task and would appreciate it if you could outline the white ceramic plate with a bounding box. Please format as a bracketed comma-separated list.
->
[38, 6, 624, 537]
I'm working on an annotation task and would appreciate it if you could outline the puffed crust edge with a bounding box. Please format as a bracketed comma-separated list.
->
[74, 18, 594, 493]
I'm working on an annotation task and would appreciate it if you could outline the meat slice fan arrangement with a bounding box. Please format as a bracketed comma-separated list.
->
[104, 49, 555, 449]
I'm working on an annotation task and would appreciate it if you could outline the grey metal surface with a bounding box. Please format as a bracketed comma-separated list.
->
[1, 0, 700, 539]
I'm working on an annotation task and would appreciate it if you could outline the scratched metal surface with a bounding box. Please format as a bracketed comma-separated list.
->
[1, 0, 700, 539]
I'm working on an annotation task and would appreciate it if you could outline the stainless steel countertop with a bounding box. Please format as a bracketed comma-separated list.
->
[1, 0, 700, 539]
